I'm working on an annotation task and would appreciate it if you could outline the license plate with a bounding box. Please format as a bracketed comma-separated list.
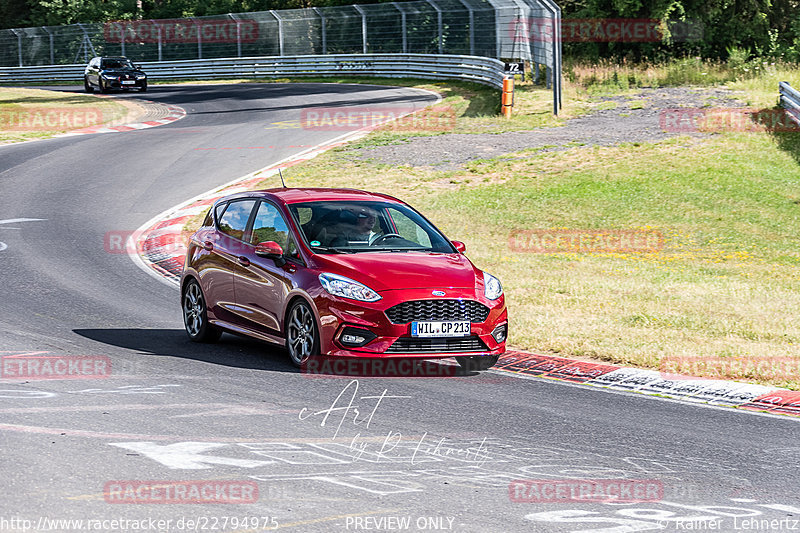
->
[122, 80, 135, 85]
[411, 321, 470, 337]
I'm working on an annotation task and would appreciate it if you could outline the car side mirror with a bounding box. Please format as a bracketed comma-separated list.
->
[134, 64, 142, 70]
[451, 240, 466, 253]
[255, 241, 283, 257]
[255, 241, 286, 265]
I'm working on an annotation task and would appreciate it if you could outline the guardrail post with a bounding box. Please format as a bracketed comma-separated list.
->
[313, 8, 327, 55]
[353, 5, 368, 54]
[502, 75, 514, 117]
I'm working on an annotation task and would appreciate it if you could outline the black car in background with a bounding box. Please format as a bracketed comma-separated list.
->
[84, 56, 147, 93]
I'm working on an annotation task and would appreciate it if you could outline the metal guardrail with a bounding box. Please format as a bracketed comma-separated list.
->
[779, 81, 800, 127]
[0, 53, 507, 89]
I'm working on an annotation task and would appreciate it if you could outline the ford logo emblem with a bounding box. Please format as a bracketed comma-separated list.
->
[432, 290, 446, 296]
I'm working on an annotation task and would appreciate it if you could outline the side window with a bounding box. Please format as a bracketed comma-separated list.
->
[250, 201, 289, 249]
[202, 209, 213, 227]
[387, 208, 432, 247]
[218, 199, 256, 240]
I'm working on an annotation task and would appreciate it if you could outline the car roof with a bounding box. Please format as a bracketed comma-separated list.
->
[220, 188, 405, 205]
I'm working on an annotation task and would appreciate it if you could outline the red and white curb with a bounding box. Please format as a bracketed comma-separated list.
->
[125, 91, 799, 418]
[57, 102, 186, 137]
[494, 352, 799, 417]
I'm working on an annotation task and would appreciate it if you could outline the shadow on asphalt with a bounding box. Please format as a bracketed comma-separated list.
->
[72, 328, 483, 379]
[73, 327, 297, 373]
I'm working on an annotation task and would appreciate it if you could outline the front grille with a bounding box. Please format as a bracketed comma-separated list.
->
[385, 336, 488, 353]
[385, 299, 490, 324]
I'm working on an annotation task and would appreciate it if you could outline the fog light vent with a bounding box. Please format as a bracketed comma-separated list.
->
[339, 327, 377, 347]
[492, 324, 508, 343]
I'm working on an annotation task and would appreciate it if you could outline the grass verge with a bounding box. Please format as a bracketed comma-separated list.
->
[0, 87, 130, 143]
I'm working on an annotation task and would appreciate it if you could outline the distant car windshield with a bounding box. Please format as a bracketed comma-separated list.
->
[289, 200, 454, 254]
[101, 59, 133, 69]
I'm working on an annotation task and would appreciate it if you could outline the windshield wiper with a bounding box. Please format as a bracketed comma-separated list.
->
[309, 245, 350, 254]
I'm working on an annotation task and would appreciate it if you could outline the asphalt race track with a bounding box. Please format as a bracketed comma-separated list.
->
[0, 83, 798, 533]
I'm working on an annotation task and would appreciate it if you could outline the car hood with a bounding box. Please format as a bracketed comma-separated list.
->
[312, 252, 480, 292]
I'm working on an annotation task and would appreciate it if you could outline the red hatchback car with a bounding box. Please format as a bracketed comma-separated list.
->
[180, 188, 507, 370]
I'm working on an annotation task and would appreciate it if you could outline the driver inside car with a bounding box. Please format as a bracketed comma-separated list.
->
[329, 206, 379, 246]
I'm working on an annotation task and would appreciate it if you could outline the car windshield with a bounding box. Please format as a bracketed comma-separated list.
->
[288, 200, 454, 254]
[101, 58, 133, 69]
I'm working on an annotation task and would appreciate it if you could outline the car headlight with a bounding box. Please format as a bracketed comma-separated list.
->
[319, 273, 381, 302]
[483, 271, 503, 300]
[102, 73, 118, 79]
[136, 75, 146, 79]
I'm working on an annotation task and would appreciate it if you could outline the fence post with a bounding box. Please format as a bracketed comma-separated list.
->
[313, 8, 327, 55]
[119, 22, 126, 57]
[156, 22, 162, 61]
[454, 0, 475, 55]
[195, 18, 202, 59]
[229, 14, 242, 57]
[391, 3, 407, 53]
[270, 11, 284, 56]
[42, 27, 55, 65]
[11, 29, 23, 67]
[353, 5, 367, 54]
[425, 0, 444, 54]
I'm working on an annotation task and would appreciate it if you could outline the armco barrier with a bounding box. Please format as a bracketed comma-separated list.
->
[779, 81, 800, 127]
[0, 54, 506, 90]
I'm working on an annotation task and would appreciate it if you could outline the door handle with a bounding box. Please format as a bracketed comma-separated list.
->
[238, 256, 250, 267]
[203, 241, 213, 251]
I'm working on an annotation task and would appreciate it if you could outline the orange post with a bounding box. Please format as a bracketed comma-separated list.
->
[502, 76, 514, 118]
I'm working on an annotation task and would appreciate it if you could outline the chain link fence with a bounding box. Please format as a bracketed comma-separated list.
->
[0, 0, 561, 111]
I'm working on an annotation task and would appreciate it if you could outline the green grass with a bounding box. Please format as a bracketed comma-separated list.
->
[0, 87, 129, 143]
[243, 126, 800, 389]
[171, 64, 800, 388]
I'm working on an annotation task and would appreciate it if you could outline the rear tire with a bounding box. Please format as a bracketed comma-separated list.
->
[456, 355, 499, 372]
[286, 299, 319, 368]
[84, 77, 94, 93]
[182, 279, 221, 343]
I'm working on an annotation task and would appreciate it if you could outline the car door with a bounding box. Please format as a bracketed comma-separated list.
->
[232, 200, 300, 335]
[199, 198, 257, 326]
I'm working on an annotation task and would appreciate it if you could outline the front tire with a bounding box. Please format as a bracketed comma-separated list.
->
[99, 78, 109, 94]
[139, 83, 147, 93]
[84, 77, 94, 93]
[456, 355, 499, 372]
[286, 300, 319, 367]
[182, 279, 221, 343]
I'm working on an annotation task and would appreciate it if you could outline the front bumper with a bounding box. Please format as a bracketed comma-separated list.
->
[103, 77, 146, 89]
[315, 287, 507, 358]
